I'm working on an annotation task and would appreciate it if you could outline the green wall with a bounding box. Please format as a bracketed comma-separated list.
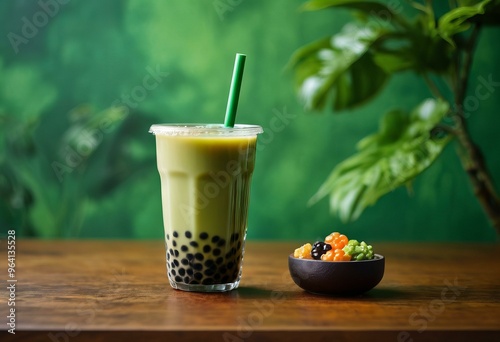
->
[1, 0, 499, 241]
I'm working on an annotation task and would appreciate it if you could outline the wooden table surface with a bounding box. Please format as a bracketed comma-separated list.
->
[2, 240, 500, 341]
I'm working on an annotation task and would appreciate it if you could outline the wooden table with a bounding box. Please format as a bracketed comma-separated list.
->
[2, 240, 500, 341]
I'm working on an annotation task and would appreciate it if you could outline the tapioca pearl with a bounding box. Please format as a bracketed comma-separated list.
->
[203, 245, 211, 253]
[171, 269, 177, 276]
[204, 268, 215, 276]
[194, 253, 204, 261]
[175, 275, 182, 282]
[194, 272, 203, 281]
[214, 273, 221, 280]
[225, 250, 233, 259]
[227, 261, 234, 270]
[181, 258, 189, 266]
[221, 275, 229, 283]
[185, 231, 192, 239]
[174, 250, 180, 257]
[211, 235, 220, 244]
[199, 232, 209, 240]
[173, 259, 180, 267]
[186, 253, 194, 261]
[170, 262, 176, 269]
[212, 248, 221, 257]
[215, 257, 223, 265]
[172, 240, 177, 247]
[190, 280, 199, 285]
[186, 268, 194, 276]
[217, 239, 226, 247]
[230, 233, 239, 243]
[178, 268, 186, 276]
[181, 245, 189, 252]
[183, 276, 191, 283]
[204, 259, 215, 268]
[173, 231, 179, 238]
[169, 248, 174, 256]
[166, 234, 170, 241]
[190, 241, 199, 248]
[193, 263, 203, 271]
[167, 253, 170, 261]
[219, 266, 227, 274]
[202, 278, 214, 285]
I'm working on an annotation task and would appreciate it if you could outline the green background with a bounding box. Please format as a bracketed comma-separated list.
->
[1, 0, 499, 241]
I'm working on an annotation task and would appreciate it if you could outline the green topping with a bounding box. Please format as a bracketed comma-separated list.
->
[343, 240, 374, 261]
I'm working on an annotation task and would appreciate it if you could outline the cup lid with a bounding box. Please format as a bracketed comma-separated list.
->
[149, 124, 263, 137]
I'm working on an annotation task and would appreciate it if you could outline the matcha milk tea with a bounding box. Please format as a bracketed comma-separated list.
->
[149, 124, 263, 292]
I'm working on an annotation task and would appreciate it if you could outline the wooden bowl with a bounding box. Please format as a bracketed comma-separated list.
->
[288, 254, 385, 295]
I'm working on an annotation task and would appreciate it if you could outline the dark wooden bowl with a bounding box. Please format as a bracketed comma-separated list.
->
[288, 254, 385, 296]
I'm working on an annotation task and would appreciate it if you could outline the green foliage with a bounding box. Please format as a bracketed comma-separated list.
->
[292, 0, 500, 223]
[308, 99, 451, 221]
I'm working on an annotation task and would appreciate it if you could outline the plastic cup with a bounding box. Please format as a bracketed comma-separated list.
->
[149, 123, 263, 292]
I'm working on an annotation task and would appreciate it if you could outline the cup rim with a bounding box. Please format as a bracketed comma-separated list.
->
[149, 123, 263, 137]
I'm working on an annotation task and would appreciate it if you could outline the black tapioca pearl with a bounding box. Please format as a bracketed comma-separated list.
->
[230, 233, 239, 243]
[181, 245, 189, 252]
[171, 269, 177, 276]
[184, 276, 191, 283]
[181, 258, 189, 266]
[204, 268, 215, 276]
[172, 240, 177, 247]
[190, 241, 199, 248]
[169, 248, 174, 256]
[227, 261, 234, 270]
[185, 231, 192, 238]
[221, 275, 229, 283]
[173, 231, 179, 238]
[219, 266, 227, 274]
[217, 239, 226, 247]
[203, 245, 211, 253]
[193, 263, 203, 271]
[216, 257, 223, 265]
[170, 262, 176, 269]
[187, 268, 194, 276]
[194, 272, 203, 280]
[178, 268, 186, 276]
[175, 275, 182, 282]
[174, 250, 179, 257]
[186, 253, 194, 261]
[199, 232, 208, 240]
[213, 248, 221, 256]
[190, 280, 199, 284]
[194, 253, 204, 261]
[167, 253, 170, 260]
[202, 278, 214, 285]
[225, 250, 233, 259]
[173, 259, 180, 267]
[214, 273, 221, 280]
[211, 236, 220, 244]
[166, 234, 170, 240]
[204, 259, 215, 268]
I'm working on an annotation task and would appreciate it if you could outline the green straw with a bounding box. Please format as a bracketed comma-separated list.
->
[224, 53, 246, 128]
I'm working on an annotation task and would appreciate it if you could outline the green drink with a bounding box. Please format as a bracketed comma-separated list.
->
[150, 124, 262, 292]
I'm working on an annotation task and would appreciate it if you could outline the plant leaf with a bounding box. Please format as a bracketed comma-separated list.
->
[308, 98, 452, 222]
[438, 0, 491, 46]
[292, 23, 389, 111]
